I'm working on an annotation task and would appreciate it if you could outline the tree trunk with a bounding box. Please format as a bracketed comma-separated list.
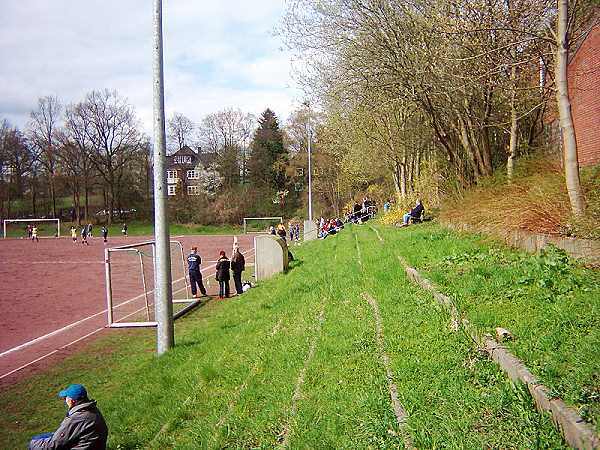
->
[50, 173, 57, 219]
[31, 179, 37, 217]
[556, 0, 585, 215]
[507, 64, 518, 181]
[392, 162, 403, 204]
[84, 181, 89, 222]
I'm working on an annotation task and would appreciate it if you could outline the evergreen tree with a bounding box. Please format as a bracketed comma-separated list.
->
[248, 109, 288, 190]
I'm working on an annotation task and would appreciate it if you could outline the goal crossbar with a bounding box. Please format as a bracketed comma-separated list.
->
[3, 218, 61, 238]
[243, 216, 283, 234]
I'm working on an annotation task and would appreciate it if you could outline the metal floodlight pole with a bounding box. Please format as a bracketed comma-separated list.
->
[152, 0, 174, 355]
[305, 101, 313, 222]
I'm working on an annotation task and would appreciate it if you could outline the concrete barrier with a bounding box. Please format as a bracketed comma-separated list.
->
[303, 220, 318, 242]
[442, 221, 600, 266]
[254, 235, 289, 281]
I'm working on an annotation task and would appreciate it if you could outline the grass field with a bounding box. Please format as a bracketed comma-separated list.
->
[0, 224, 576, 448]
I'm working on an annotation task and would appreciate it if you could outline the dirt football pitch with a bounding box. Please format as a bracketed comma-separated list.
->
[0, 233, 254, 385]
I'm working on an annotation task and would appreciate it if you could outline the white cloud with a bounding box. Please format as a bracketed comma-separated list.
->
[0, 0, 302, 134]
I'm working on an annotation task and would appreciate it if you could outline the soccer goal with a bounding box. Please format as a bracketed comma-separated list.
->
[104, 240, 204, 328]
[3, 218, 61, 239]
[243, 216, 283, 234]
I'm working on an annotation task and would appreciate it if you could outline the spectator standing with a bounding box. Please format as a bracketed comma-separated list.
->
[231, 246, 246, 295]
[28, 384, 108, 450]
[187, 246, 207, 298]
[294, 223, 300, 241]
[215, 250, 231, 298]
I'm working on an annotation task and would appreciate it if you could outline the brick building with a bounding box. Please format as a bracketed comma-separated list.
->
[166, 146, 217, 196]
[568, 16, 600, 167]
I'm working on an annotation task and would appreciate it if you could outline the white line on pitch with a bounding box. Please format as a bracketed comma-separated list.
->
[0, 302, 153, 380]
[0, 281, 199, 380]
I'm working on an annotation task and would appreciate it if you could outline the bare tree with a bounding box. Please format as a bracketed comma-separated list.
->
[80, 89, 144, 225]
[28, 96, 62, 218]
[167, 112, 196, 151]
[199, 108, 255, 186]
[62, 102, 99, 222]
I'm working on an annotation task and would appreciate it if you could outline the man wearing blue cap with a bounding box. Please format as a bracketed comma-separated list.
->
[28, 384, 108, 449]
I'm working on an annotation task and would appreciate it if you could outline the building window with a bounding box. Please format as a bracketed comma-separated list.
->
[167, 185, 176, 196]
[167, 170, 178, 182]
[187, 170, 200, 180]
[173, 155, 193, 165]
[187, 185, 200, 196]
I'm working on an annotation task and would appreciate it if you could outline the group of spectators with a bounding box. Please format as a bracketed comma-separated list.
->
[318, 217, 345, 238]
[188, 244, 247, 300]
[346, 197, 377, 224]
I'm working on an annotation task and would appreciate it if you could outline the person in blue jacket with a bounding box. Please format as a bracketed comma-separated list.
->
[187, 246, 207, 298]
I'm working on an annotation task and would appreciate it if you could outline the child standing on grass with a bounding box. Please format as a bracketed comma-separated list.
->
[70, 226, 77, 243]
[215, 250, 230, 299]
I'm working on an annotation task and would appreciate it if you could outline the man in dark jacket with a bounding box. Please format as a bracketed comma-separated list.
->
[215, 250, 231, 299]
[230, 246, 245, 295]
[188, 246, 207, 298]
[29, 383, 108, 449]
[402, 199, 425, 226]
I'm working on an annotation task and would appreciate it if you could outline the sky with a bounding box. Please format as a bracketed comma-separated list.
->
[0, 1, 303, 135]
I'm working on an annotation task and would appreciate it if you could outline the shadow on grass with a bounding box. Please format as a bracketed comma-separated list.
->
[285, 258, 304, 274]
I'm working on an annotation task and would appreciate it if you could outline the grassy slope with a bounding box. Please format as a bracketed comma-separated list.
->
[0, 226, 568, 448]
[438, 156, 600, 239]
[380, 221, 600, 431]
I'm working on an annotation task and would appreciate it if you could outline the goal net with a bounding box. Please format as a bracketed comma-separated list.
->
[243, 217, 283, 234]
[104, 240, 204, 327]
[3, 218, 61, 238]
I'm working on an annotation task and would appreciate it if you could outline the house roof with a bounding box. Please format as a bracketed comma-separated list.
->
[197, 152, 218, 167]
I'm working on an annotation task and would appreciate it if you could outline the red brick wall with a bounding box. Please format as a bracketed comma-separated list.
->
[568, 22, 600, 167]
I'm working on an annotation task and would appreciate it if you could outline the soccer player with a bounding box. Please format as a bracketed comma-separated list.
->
[70, 226, 77, 243]
[101, 226, 108, 243]
[81, 225, 89, 246]
[31, 225, 39, 242]
[122, 223, 128, 237]
[187, 246, 207, 298]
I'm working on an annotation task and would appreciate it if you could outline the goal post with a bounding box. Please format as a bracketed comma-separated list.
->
[243, 216, 284, 234]
[104, 240, 202, 329]
[3, 218, 61, 238]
